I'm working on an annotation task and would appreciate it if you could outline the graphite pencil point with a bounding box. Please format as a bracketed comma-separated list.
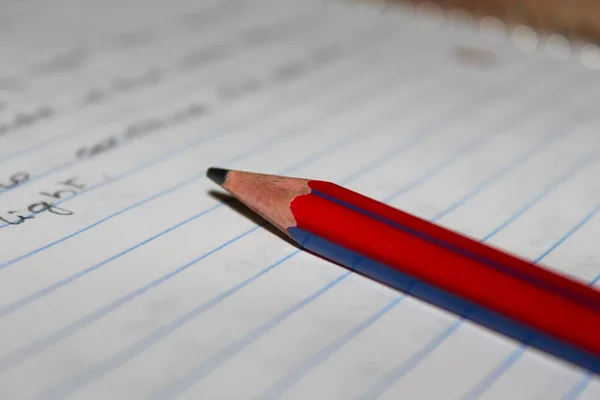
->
[206, 167, 229, 186]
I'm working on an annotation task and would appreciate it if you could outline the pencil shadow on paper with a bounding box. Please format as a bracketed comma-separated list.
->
[209, 190, 366, 276]
[210, 193, 600, 376]
[208, 190, 300, 249]
[208, 191, 374, 271]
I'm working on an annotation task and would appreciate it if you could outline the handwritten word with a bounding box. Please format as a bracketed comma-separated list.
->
[82, 68, 165, 105]
[30, 47, 89, 77]
[0, 172, 29, 191]
[80, 16, 295, 107]
[0, 106, 54, 138]
[1, 14, 322, 139]
[78, 40, 346, 158]
[75, 103, 206, 159]
[218, 77, 263, 102]
[241, 14, 318, 46]
[217, 43, 345, 103]
[178, 43, 232, 72]
[0, 177, 85, 226]
[179, 1, 243, 31]
[111, 27, 159, 50]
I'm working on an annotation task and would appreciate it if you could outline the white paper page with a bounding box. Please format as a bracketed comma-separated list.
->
[0, 0, 599, 399]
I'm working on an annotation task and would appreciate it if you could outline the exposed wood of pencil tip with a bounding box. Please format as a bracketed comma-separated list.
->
[206, 167, 311, 235]
[379, 0, 600, 45]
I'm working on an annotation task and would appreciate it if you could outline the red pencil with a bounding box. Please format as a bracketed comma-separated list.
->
[206, 167, 600, 373]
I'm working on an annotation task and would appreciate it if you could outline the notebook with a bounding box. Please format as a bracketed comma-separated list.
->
[1, 0, 599, 399]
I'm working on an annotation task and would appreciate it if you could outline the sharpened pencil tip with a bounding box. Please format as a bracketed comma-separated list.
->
[206, 167, 229, 186]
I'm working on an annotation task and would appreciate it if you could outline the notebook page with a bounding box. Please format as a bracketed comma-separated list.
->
[0, 0, 599, 399]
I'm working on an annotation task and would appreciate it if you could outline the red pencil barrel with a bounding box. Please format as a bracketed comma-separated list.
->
[309, 180, 600, 306]
[290, 181, 600, 358]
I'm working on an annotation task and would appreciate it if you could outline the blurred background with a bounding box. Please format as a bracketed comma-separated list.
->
[1, 1, 600, 399]
[379, 0, 600, 45]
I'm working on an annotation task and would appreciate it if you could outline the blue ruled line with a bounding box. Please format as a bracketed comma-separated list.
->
[0, 59, 450, 319]
[0, 7, 319, 168]
[24, 55, 572, 396]
[71, 69, 584, 400]
[358, 318, 465, 400]
[159, 172, 597, 400]
[11, 56, 531, 399]
[360, 67, 588, 201]
[0, 39, 417, 232]
[256, 294, 407, 400]
[252, 146, 600, 400]
[0, 59, 396, 238]
[0, 225, 262, 377]
[0, 20, 399, 200]
[432, 133, 596, 223]
[332, 87, 600, 400]
[562, 373, 595, 400]
[460, 203, 600, 400]
[356, 190, 600, 400]
[0, 51, 453, 376]
[0, 160, 79, 196]
[536, 202, 600, 263]
[337, 57, 546, 186]
[0, 50, 372, 229]
[482, 154, 599, 242]
[141, 270, 352, 400]
[34, 249, 307, 400]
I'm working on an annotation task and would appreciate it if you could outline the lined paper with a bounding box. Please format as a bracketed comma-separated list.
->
[1, 0, 599, 399]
